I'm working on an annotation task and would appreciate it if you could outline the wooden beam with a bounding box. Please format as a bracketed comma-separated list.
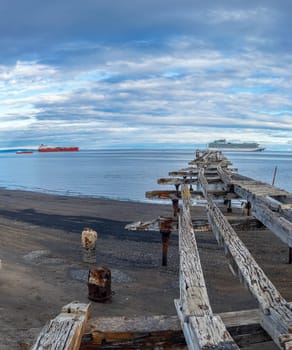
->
[125, 217, 210, 232]
[198, 170, 292, 349]
[81, 315, 185, 349]
[169, 169, 219, 177]
[145, 189, 229, 201]
[233, 184, 292, 247]
[80, 309, 272, 349]
[175, 184, 239, 349]
[157, 176, 221, 185]
[31, 302, 91, 350]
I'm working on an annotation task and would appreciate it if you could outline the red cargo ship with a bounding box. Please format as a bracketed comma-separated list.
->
[38, 144, 79, 152]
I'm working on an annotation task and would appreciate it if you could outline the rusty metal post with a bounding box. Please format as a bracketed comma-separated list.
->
[227, 199, 232, 213]
[82, 228, 98, 263]
[171, 199, 180, 218]
[160, 218, 172, 266]
[88, 266, 111, 302]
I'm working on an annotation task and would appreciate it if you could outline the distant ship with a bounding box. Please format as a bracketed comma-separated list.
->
[207, 139, 265, 152]
[38, 144, 79, 152]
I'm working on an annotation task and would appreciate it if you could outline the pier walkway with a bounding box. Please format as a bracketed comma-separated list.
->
[31, 150, 292, 350]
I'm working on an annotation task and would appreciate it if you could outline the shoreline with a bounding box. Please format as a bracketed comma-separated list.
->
[0, 186, 167, 206]
[0, 188, 289, 349]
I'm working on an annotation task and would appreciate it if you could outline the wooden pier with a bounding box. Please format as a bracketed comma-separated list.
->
[31, 150, 292, 349]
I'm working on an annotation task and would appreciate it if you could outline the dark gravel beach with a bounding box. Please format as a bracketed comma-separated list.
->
[0, 189, 290, 349]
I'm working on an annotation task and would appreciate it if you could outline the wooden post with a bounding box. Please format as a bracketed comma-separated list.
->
[172, 199, 180, 217]
[160, 218, 172, 266]
[227, 199, 232, 213]
[272, 166, 278, 186]
[246, 201, 251, 216]
[82, 228, 98, 263]
[289, 247, 292, 264]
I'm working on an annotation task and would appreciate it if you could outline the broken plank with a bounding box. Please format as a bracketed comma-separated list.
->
[31, 302, 91, 350]
[80, 309, 272, 349]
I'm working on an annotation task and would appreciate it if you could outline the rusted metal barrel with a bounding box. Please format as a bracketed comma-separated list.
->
[88, 266, 112, 302]
[82, 227, 98, 263]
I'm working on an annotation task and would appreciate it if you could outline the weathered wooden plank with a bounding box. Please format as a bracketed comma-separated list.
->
[169, 169, 219, 177]
[176, 184, 239, 349]
[81, 315, 185, 349]
[254, 196, 292, 222]
[233, 181, 289, 199]
[80, 309, 272, 349]
[217, 165, 233, 185]
[31, 302, 91, 350]
[145, 189, 228, 200]
[175, 300, 239, 350]
[252, 199, 292, 246]
[157, 176, 221, 185]
[233, 185, 292, 247]
[125, 218, 211, 232]
[146, 190, 181, 200]
[197, 169, 292, 348]
[125, 216, 263, 233]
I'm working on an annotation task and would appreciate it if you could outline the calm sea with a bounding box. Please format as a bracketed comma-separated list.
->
[0, 150, 291, 202]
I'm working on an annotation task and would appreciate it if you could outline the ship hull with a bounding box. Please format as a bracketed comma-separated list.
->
[208, 147, 265, 152]
[16, 151, 34, 154]
[207, 139, 265, 152]
[38, 147, 79, 152]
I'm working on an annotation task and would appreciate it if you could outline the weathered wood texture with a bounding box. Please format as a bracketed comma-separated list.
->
[176, 184, 239, 349]
[32, 307, 273, 350]
[31, 302, 91, 350]
[126, 216, 263, 233]
[157, 176, 221, 185]
[79, 309, 272, 349]
[217, 166, 292, 247]
[81, 315, 186, 350]
[146, 189, 228, 201]
[198, 167, 292, 349]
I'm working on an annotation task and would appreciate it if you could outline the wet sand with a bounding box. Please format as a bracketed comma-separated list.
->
[0, 189, 290, 349]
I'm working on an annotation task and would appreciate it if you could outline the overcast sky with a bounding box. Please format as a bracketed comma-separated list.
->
[0, 0, 292, 150]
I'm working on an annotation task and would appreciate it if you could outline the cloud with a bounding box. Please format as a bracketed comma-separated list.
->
[0, 1, 291, 149]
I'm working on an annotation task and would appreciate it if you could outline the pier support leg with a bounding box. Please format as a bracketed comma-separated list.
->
[289, 247, 292, 265]
[171, 199, 179, 218]
[159, 218, 172, 266]
[82, 228, 98, 263]
[227, 200, 232, 213]
[246, 201, 252, 216]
